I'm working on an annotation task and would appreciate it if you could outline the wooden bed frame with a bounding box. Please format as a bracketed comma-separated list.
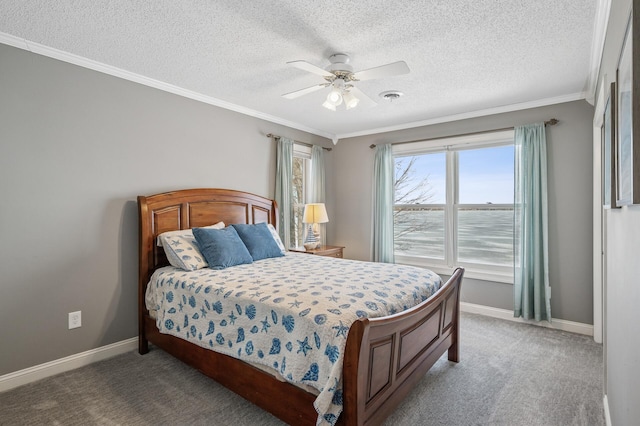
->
[138, 188, 464, 426]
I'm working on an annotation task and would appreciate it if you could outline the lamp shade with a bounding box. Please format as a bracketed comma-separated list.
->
[322, 99, 337, 111]
[303, 203, 329, 224]
[343, 91, 359, 109]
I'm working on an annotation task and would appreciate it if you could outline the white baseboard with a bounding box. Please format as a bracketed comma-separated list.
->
[604, 394, 612, 426]
[0, 337, 138, 393]
[461, 302, 594, 336]
[0, 305, 596, 393]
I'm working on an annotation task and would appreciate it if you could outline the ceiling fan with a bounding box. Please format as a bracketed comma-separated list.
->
[282, 53, 410, 111]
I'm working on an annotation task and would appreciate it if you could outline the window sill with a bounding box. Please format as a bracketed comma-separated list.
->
[394, 256, 514, 284]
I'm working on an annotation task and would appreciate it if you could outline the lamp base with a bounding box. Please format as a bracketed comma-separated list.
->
[303, 224, 318, 249]
[311, 228, 321, 249]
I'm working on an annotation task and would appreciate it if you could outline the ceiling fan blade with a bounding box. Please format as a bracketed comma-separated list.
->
[287, 60, 334, 78]
[282, 83, 329, 99]
[349, 86, 377, 108]
[352, 61, 410, 81]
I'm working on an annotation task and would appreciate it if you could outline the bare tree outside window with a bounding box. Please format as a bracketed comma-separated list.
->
[394, 157, 434, 204]
[291, 157, 306, 247]
[393, 157, 435, 252]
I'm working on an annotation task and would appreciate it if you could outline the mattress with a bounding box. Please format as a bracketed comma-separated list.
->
[145, 252, 441, 425]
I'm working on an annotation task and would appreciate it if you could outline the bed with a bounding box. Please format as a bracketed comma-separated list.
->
[138, 188, 464, 426]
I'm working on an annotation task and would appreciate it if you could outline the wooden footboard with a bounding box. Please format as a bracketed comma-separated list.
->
[341, 267, 464, 426]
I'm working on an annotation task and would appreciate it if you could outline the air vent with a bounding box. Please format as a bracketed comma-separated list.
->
[379, 90, 404, 101]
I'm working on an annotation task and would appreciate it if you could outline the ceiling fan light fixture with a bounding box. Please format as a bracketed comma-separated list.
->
[327, 88, 343, 105]
[323, 87, 343, 110]
[322, 98, 337, 111]
[285, 54, 410, 111]
[343, 91, 359, 110]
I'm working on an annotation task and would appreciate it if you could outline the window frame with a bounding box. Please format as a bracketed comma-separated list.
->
[291, 143, 312, 248]
[393, 130, 515, 283]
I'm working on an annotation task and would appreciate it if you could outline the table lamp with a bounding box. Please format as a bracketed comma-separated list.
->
[302, 203, 329, 250]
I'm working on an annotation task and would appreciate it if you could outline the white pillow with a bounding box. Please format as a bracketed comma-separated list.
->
[266, 223, 286, 254]
[158, 222, 225, 270]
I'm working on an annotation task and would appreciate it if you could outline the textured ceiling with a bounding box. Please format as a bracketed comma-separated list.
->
[0, 1, 598, 140]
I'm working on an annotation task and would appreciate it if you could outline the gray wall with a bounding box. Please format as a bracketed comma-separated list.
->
[0, 37, 598, 380]
[0, 43, 333, 376]
[331, 100, 594, 324]
[595, 0, 640, 423]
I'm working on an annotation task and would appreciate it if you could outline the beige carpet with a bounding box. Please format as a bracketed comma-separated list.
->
[0, 313, 604, 425]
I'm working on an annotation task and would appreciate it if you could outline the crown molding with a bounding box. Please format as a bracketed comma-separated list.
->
[1, 31, 590, 145]
[0, 32, 334, 141]
[584, 0, 612, 105]
[334, 92, 587, 141]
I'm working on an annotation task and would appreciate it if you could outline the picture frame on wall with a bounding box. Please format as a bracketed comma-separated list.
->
[615, 7, 640, 206]
[604, 82, 618, 208]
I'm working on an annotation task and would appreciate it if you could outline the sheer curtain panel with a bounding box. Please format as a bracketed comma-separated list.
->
[372, 144, 395, 263]
[514, 123, 551, 321]
[310, 145, 327, 245]
[275, 137, 293, 249]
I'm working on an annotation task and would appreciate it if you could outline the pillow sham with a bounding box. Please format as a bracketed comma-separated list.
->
[266, 223, 286, 254]
[232, 223, 285, 261]
[193, 226, 253, 270]
[156, 222, 225, 247]
[158, 222, 224, 271]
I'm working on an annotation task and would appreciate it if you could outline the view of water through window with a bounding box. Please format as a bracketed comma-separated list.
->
[394, 143, 515, 268]
[394, 208, 514, 266]
[458, 209, 513, 265]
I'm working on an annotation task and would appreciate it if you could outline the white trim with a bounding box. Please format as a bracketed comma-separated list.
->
[603, 394, 612, 426]
[293, 142, 312, 158]
[461, 302, 594, 336]
[0, 31, 26, 50]
[335, 92, 586, 141]
[396, 257, 514, 284]
[2, 32, 587, 145]
[0, 337, 137, 393]
[585, 0, 612, 104]
[0, 32, 334, 142]
[593, 74, 606, 347]
[392, 129, 514, 155]
[593, 119, 604, 345]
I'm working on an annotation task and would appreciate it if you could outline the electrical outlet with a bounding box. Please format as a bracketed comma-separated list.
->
[68, 311, 81, 329]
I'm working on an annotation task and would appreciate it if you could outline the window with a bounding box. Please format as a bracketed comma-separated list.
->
[393, 130, 515, 282]
[291, 144, 311, 248]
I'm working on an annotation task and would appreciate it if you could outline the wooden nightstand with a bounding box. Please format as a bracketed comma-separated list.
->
[290, 245, 344, 258]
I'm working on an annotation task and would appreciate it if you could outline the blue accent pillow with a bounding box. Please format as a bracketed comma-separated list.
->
[192, 226, 253, 270]
[232, 223, 285, 261]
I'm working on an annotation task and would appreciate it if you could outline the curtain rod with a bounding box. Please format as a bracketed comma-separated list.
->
[266, 133, 332, 151]
[368, 118, 559, 149]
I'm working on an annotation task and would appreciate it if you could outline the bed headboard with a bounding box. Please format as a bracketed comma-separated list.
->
[137, 188, 278, 328]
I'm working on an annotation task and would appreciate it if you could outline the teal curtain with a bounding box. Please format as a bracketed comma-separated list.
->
[310, 145, 327, 245]
[274, 137, 293, 249]
[514, 123, 551, 321]
[372, 144, 395, 263]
